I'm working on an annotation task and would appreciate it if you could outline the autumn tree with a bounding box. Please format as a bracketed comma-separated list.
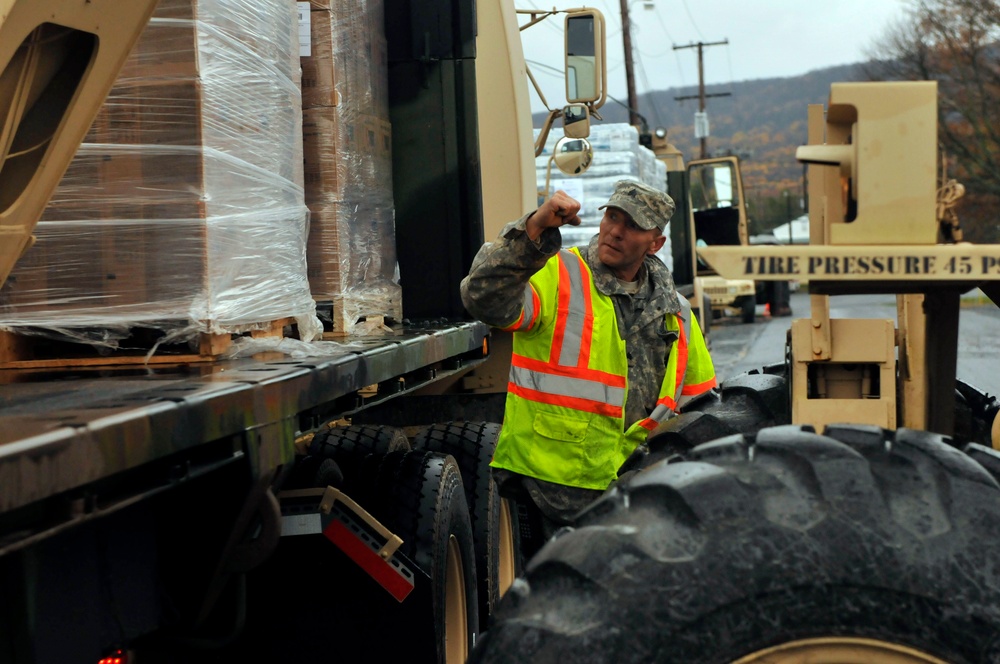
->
[865, 0, 1000, 240]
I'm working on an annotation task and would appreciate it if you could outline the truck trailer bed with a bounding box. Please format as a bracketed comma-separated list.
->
[0, 321, 490, 551]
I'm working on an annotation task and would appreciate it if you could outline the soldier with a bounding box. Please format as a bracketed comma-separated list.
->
[461, 179, 716, 555]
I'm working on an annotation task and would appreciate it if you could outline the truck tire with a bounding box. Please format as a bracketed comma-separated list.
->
[240, 451, 477, 664]
[307, 423, 410, 493]
[411, 422, 519, 622]
[740, 295, 756, 323]
[364, 450, 480, 664]
[470, 425, 1000, 664]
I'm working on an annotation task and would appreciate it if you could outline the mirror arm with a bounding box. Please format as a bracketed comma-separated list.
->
[534, 108, 562, 158]
[516, 9, 558, 30]
[525, 64, 552, 112]
[540, 154, 556, 201]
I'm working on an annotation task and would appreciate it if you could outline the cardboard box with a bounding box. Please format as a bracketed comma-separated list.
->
[0, 0, 312, 335]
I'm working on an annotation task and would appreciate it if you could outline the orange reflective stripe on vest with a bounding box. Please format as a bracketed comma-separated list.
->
[507, 249, 625, 418]
[492, 247, 713, 490]
[636, 297, 693, 431]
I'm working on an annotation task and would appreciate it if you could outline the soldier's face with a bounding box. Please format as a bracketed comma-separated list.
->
[598, 207, 666, 281]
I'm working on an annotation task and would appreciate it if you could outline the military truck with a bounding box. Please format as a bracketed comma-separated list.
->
[471, 81, 1000, 663]
[0, 1, 606, 662]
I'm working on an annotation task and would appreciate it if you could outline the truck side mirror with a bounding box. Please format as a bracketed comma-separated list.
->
[553, 136, 593, 176]
[564, 10, 605, 107]
[562, 103, 590, 139]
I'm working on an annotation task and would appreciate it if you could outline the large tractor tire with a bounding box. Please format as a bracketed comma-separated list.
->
[619, 366, 790, 483]
[470, 425, 1000, 664]
[412, 422, 518, 623]
[954, 379, 1000, 447]
[241, 450, 478, 664]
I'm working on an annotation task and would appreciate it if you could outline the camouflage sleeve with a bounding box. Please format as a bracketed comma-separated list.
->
[460, 212, 561, 328]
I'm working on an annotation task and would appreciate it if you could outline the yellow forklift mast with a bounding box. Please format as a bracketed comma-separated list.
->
[0, 0, 159, 289]
[699, 80, 999, 441]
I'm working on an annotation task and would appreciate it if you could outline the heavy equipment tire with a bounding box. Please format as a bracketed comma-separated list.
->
[619, 366, 790, 483]
[954, 379, 1000, 447]
[241, 451, 478, 664]
[471, 425, 1000, 664]
[740, 295, 756, 323]
[411, 422, 519, 622]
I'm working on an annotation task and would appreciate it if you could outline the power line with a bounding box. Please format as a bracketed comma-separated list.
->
[678, 0, 705, 39]
[634, 56, 664, 127]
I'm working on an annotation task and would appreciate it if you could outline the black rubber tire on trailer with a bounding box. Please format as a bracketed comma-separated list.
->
[411, 422, 519, 623]
[363, 450, 479, 664]
[239, 450, 478, 664]
[470, 424, 1000, 664]
[280, 424, 410, 491]
[307, 423, 410, 493]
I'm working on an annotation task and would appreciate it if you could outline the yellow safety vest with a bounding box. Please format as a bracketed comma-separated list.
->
[491, 247, 716, 490]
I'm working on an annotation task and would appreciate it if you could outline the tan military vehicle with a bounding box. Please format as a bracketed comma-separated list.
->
[471, 80, 1000, 664]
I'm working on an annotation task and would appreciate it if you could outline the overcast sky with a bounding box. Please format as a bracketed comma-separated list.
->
[521, 0, 909, 113]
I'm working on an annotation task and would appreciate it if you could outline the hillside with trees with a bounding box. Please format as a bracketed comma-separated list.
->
[534, 63, 866, 233]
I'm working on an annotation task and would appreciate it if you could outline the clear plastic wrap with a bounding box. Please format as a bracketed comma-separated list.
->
[536, 123, 672, 268]
[0, 0, 322, 347]
[301, 0, 401, 334]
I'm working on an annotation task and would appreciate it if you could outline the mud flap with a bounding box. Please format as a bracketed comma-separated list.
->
[278, 487, 425, 602]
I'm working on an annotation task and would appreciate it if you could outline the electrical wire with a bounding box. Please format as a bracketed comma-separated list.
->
[635, 55, 664, 127]
[679, 0, 705, 39]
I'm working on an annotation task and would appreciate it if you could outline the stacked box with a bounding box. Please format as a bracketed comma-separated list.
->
[0, 0, 318, 343]
[301, 0, 401, 334]
[535, 124, 672, 269]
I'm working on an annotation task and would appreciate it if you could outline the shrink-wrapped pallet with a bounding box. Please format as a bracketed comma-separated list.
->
[300, 0, 401, 335]
[535, 123, 671, 268]
[0, 0, 320, 351]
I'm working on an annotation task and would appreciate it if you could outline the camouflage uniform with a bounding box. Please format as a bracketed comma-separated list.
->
[461, 181, 691, 526]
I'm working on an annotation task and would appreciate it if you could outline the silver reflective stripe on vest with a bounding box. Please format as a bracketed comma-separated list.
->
[557, 250, 587, 366]
[647, 403, 675, 422]
[513, 285, 537, 331]
[510, 365, 626, 407]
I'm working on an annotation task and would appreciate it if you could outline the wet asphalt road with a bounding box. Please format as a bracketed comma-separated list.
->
[707, 290, 1000, 395]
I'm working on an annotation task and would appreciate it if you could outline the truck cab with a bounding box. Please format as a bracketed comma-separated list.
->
[688, 156, 759, 324]
[652, 131, 755, 329]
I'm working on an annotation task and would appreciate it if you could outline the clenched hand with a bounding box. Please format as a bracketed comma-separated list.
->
[525, 190, 582, 241]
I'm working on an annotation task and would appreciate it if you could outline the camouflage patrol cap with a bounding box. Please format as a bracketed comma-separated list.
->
[598, 180, 675, 231]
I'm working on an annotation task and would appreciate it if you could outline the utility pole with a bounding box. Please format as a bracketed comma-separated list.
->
[619, 0, 641, 129]
[674, 39, 730, 158]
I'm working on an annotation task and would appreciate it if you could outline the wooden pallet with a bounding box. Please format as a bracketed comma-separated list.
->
[321, 314, 401, 339]
[0, 318, 295, 370]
